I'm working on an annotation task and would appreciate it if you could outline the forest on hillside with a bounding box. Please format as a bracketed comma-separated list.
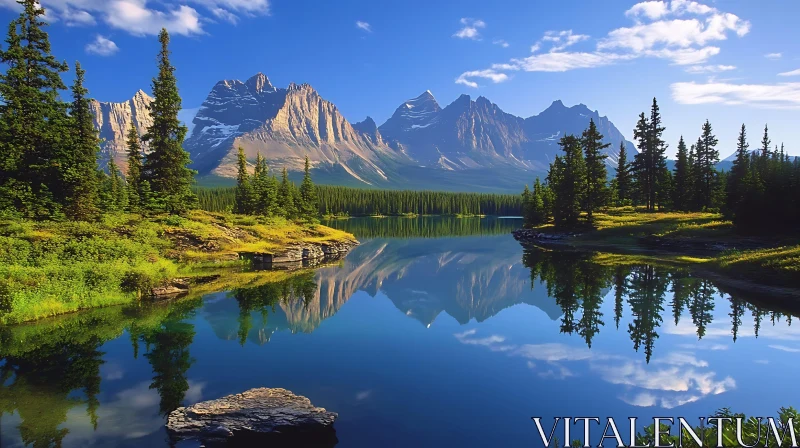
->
[521, 99, 800, 233]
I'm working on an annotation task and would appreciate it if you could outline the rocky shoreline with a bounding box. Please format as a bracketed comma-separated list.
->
[150, 239, 359, 299]
[240, 239, 359, 267]
[511, 228, 580, 245]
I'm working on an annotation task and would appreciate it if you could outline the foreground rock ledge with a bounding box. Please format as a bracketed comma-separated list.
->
[166, 388, 338, 447]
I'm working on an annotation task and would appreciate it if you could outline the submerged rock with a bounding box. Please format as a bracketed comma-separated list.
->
[166, 388, 338, 447]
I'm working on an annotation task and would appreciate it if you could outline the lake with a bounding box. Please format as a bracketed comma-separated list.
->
[1, 217, 798, 447]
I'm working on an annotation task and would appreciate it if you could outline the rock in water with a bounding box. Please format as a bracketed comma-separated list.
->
[166, 388, 338, 447]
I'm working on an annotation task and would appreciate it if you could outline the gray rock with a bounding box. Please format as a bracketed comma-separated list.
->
[167, 388, 338, 447]
[242, 240, 358, 267]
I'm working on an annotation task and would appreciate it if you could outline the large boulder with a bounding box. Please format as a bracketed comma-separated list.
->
[166, 388, 338, 447]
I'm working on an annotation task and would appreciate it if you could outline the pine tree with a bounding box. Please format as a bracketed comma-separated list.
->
[725, 124, 749, 219]
[760, 124, 771, 159]
[233, 147, 252, 215]
[615, 141, 631, 206]
[672, 136, 690, 211]
[695, 120, 719, 209]
[299, 156, 318, 221]
[531, 177, 547, 224]
[631, 112, 650, 208]
[252, 153, 278, 217]
[125, 124, 143, 211]
[548, 135, 586, 228]
[0, 0, 70, 218]
[277, 167, 297, 219]
[521, 184, 532, 227]
[581, 119, 609, 224]
[632, 99, 668, 211]
[63, 61, 101, 220]
[141, 28, 196, 214]
[102, 158, 127, 212]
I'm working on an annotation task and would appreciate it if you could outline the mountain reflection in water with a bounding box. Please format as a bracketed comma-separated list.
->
[1, 217, 798, 448]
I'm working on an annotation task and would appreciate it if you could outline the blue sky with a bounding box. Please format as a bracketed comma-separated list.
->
[1, 0, 799, 158]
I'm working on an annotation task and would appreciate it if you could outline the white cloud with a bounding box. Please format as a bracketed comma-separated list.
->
[62, 8, 96, 26]
[779, 68, 800, 77]
[85, 34, 119, 56]
[625, 0, 715, 20]
[0, 0, 270, 35]
[106, 1, 202, 36]
[684, 64, 736, 74]
[493, 39, 510, 48]
[765, 52, 783, 59]
[671, 81, 800, 109]
[769, 344, 800, 353]
[454, 328, 515, 351]
[513, 51, 631, 72]
[456, 331, 735, 410]
[453, 17, 485, 40]
[211, 7, 239, 24]
[455, 69, 509, 88]
[356, 21, 372, 33]
[539, 30, 590, 52]
[455, 0, 750, 87]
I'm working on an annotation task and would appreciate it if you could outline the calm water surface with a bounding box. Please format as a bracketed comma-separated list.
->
[1, 217, 799, 447]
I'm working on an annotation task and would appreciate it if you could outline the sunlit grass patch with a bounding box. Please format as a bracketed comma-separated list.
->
[0, 211, 355, 324]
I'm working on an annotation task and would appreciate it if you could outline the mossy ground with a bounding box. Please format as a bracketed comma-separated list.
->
[530, 207, 800, 288]
[0, 211, 355, 325]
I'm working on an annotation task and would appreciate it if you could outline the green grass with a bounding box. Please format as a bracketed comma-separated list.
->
[0, 211, 356, 325]
[530, 208, 800, 288]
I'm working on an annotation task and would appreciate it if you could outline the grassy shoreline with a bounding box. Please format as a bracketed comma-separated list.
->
[520, 207, 800, 289]
[0, 211, 357, 325]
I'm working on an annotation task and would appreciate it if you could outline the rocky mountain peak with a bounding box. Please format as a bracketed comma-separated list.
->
[353, 116, 378, 133]
[134, 89, 152, 100]
[90, 91, 154, 173]
[245, 72, 276, 94]
[353, 116, 383, 145]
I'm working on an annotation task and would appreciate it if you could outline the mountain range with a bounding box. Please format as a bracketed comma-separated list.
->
[91, 72, 639, 192]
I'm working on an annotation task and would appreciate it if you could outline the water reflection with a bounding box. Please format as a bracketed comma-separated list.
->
[2, 219, 800, 447]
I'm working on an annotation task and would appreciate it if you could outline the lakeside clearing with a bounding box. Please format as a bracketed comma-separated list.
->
[518, 207, 800, 289]
[0, 210, 356, 325]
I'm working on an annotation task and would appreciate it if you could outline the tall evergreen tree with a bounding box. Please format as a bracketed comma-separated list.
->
[581, 119, 609, 224]
[725, 124, 749, 219]
[299, 156, 318, 221]
[695, 119, 719, 209]
[102, 158, 127, 212]
[632, 99, 668, 211]
[0, 0, 70, 218]
[548, 134, 586, 228]
[531, 178, 547, 225]
[125, 124, 143, 211]
[233, 147, 252, 215]
[141, 29, 195, 214]
[615, 141, 631, 206]
[672, 136, 690, 211]
[521, 184, 532, 226]
[251, 153, 278, 216]
[760, 124, 771, 159]
[277, 167, 297, 219]
[64, 61, 101, 220]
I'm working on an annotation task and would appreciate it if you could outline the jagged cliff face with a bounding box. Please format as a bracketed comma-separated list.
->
[522, 100, 637, 167]
[185, 73, 404, 185]
[378, 93, 637, 172]
[90, 90, 153, 172]
[91, 74, 638, 191]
